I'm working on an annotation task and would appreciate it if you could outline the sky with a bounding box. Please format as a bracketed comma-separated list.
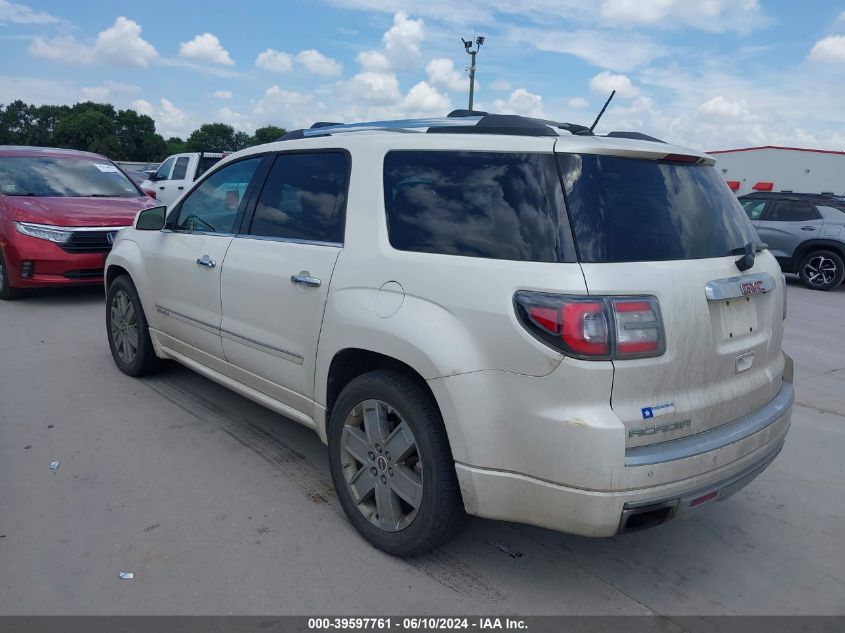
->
[1, 0, 844, 151]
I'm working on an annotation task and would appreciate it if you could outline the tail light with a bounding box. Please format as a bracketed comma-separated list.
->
[143, 189, 157, 199]
[514, 291, 665, 360]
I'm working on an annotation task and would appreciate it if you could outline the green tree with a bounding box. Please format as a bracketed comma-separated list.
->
[185, 123, 239, 152]
[115, 109, 165, 161]
[250, 125, 286, 146]
[28, 104, 71, 146]
[164, 137, 187, 157]
[52, 108, 118, 154]
[1, 100, 35, 144]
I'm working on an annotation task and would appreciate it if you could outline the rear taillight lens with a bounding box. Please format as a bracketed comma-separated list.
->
[515, 292, 665, 360]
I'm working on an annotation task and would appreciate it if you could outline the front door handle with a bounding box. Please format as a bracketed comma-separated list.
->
[291, 273, 321, 287]
[159, 186, 165, 190]
[177, 186, 184, 190]
[196, 255, 216, 268]
[801, 226, 817, 231]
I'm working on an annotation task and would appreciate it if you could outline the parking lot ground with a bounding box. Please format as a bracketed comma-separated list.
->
[1, 277, 843, 616]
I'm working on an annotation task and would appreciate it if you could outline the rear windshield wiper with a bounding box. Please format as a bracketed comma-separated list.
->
[731, 241, 767, 272]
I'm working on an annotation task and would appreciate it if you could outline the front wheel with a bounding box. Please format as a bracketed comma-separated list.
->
[0, 249, 22, 300]
[798, 250, 845, 291]
[328, 370, 466, 556]
[106, 275, 163, 376]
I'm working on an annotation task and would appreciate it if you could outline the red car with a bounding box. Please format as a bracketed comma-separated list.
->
[0, 146, 156, 299]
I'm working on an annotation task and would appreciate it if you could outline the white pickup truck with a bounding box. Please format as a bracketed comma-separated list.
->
[140, 151, 229, 206]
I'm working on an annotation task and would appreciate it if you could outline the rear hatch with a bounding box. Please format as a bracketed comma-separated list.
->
[557, 149, 787, 448]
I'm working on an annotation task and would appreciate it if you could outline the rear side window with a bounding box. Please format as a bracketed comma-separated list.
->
[383, 151, 575, 262]
[740, 199, 767, 220]
[558, 154, 758, 263]
[767, 200, 819, 221]
[249, 152, 349, 244]
[171, 156, 189, 180]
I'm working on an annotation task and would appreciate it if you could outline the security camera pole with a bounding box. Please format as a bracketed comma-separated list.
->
[461, 36, 485, 111]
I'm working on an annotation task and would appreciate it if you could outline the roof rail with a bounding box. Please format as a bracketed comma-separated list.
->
[275, 112, 661, 142]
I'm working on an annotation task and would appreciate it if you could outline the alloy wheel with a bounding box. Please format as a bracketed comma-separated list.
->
[803, 255, 839, 287]
[110, 289, 139, 365]
[340, 399, 424, 532]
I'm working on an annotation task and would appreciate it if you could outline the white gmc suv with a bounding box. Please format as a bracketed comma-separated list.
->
[105, 113, 794, 556]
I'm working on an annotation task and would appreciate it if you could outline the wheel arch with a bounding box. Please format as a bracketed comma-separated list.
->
[793, 239, 845, 265]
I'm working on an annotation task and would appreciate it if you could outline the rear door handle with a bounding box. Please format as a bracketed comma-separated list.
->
[177, 186, 184, 190]
[291, 274, 321, 287]
[196, 255, 216, 268]
[159, 186, 165, 190]
[801, 226, 817, 231]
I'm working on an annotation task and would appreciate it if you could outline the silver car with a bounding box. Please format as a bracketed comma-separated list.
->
[740, 192, 845, 290]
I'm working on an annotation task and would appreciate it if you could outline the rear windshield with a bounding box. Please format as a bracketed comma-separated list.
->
[197, 155, 224, 179]
[558, 154, 758, 263]
[383, 151, 575, 262]
[0, 156, 140, 198]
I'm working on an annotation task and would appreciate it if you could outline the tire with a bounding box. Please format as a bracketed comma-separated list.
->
[328, 370, 467, 556]
[797, 249, 845, 291]
[106, 275, 163, 376]
[0, 249, 22, 300]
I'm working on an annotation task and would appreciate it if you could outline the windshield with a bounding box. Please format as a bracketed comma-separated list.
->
[558, 154, 759, 263]
[0, 156, 141, 198]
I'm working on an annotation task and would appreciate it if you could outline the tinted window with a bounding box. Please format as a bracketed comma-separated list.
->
[174, 158, 261, 233]
[249, 152, 348, 243]
[171, 156, 189, 180]
[767, 200, 819, 221]
[559, 154, 758, 263]
[383, 151, 574, 262]
[741, 199, 767, 220]
[197, 155, 224, 179]
[0, 156, 139, 198]
[155, 157, 174, 180]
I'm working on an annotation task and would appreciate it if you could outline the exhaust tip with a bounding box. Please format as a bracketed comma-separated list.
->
[618, 500, 677, 534]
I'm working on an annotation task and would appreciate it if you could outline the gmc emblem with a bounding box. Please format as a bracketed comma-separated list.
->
[740, 280, 766, 295]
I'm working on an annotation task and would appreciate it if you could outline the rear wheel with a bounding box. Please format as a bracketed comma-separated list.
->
[798, 250, 844, 291]
[328, 370, 466, 556]
[106, 275, 163, 376]
[0, 249, 22, 300]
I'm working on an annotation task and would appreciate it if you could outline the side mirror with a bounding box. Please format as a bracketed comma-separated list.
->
[135, 205, 167, 231]
[146, 171, 159, 181]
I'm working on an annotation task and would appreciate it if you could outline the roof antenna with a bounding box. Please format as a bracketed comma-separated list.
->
[589, 90, 616, 133]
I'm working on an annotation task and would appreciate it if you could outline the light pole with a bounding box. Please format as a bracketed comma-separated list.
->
[462, 36, 484, 111]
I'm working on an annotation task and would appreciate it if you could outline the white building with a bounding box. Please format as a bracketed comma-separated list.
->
[708, 146, 845, 197]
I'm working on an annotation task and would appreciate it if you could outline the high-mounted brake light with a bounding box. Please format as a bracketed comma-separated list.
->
[662, 153, 701, 164]
[515, 292, 665, 360]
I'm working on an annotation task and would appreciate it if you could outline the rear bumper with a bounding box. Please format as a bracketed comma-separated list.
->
[436, 364, 793, 537]
[1, 231, 109, 288]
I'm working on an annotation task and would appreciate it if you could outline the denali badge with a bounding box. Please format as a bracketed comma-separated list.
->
[629, 419, 691, 437]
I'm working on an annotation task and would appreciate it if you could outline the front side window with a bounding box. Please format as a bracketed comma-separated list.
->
[155, 157, 175, 181]
[559, 154, 759, 262]
[174, 158, 262, 233]
[171, 157, 189, 180]
[249, 152, 348, 243]
[0, 156, 140, 198]
[383, 151, 575, 262]
[741, 199, 767, 220]
[767, 200, 819, 222]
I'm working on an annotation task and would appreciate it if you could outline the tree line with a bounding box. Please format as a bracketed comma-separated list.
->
[0, 100, 286, 162]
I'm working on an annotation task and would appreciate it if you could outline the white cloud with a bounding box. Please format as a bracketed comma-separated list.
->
[809, 36, 845, 63]
[589, 71, 639, 98]
[217, 107, 254, 133]
[295, 49, 342, 76]
[489, 78, 512, 92]
[698, 96, 751, 120]
[357, 11, 424, 72]
[425, 58, 467, 92]
[158, 98, 190, 138]
[213, 90, 233, 99]
[356, 50, 390, 71]
[508, 27, 667, 72]
[599, 0, 766, 33]
[179, 33, 234, 66]
[402, 81, 451, 115]
[0, 0, 59, 24]
[80, 81, 139, 101]
[28, 16, 158, 67]
[255, 48, 293, 73]
[131, 99, 154, 116]
[253, 86, 321, 129]
[346, 71, 402, 103]
[567, 97, 589, 108]
[494, 88, 545, 118]
[837, 10, 845, 24]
